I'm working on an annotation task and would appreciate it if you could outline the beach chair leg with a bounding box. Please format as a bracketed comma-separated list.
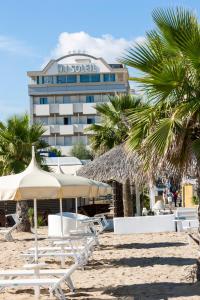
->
[51, 287, 65, 300]
[65, 276, 75, 292]
[34, 286, 40, 300]
[5, 232, 14, 242]
[61, 257, 65, 268]
[57, 286, 66, 300]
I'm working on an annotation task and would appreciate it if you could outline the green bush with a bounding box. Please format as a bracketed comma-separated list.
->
[28, 208, 34, 228]
[37, 216, 45, 227]
[192, 196, 199, 205]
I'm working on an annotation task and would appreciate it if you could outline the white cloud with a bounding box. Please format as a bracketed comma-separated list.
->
[47, 31, 145, 63]
[0, 35, 33, 56]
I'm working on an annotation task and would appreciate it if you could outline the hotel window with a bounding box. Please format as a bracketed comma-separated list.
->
[37, 76, 44, 84]
[66, 75, 77, 83]
[103, 73, 115, 82]
[63, 96, 71, 103]
[57, 75, 67, 84]
[40, 117, 48, 125]
[80, 74, 100, 83]
[64, 117, 71, 125]
[43, 76, 53, 84]
[91, 74, 100, 82]
[39, 97, 48, 104]
[64, 136, 72, 146]
[87, 117, 95, 124]
[86, 95, 94, 103]
[80, 74, 90, 82]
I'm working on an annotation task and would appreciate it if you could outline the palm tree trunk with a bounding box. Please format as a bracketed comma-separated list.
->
[16, 201, 31, 232]
[112, 181, 123, 217]
[130, 183, 136, 216]
[123, 178, 133, 217]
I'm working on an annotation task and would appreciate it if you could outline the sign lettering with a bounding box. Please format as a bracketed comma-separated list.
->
[58, 63, 98, 73]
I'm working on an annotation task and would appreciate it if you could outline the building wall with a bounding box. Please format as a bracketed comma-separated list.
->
[28, 53, 129, 155]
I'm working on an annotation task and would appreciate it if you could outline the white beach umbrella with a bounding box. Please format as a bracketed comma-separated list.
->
[0, 148, 112, 259]
[54, 159, 112, 234]
[0, 148, 62, 263]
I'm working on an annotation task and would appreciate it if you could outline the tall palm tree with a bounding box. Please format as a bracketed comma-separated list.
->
[88, 94, 144, 156]
[87, 94, 144, 216]
[0, 114, 48, 231]
[121, 7, 200, 278]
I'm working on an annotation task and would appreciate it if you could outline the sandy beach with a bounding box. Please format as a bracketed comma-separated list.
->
[0, 229, 200, 300]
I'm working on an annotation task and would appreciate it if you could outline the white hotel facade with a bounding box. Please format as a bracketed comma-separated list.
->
[28, 53, 130, 155]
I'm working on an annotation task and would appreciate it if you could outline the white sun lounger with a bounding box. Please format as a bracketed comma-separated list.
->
[0, 268, 75, 292]
[0, 214, 22, 241]
[0, 263, 78, 299]
[23, 235, 89, 267]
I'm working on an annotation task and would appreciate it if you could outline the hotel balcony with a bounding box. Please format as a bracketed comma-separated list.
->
[73, 103, 83, 113]
[42, 125, 51, 136]
[59, 104, 73, 115]
[50, 104, 59, 114]
[82, 103, 96, 115]
[34, 104, 50, 116]
[50, 125, 60, 134]
[73, 124, 84, 133]
[59, 125, 74, 135]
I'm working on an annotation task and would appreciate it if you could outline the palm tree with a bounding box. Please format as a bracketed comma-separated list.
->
[87, 94, 144, 216]
[88, 94, 144, 156]
[0, 114, 48, 231]
[121, 7, 200, 278]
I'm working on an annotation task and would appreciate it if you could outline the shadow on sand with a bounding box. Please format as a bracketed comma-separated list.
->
[86, 256, 196, 270]
[115, 242, 186, 250]
[75, 282, 200, 300]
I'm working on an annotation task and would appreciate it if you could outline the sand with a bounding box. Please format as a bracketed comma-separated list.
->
[0, 229, 200, 300]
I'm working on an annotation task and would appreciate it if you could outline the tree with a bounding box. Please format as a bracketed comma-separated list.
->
[122, 7, 200, 277]
[87, 94, 144, 156]
[87, 94, 144, 216]
[70, 141, 92, 160]
[0, 114, 48, 231]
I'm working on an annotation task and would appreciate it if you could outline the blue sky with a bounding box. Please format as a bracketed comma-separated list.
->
[0, 0, 200, 121]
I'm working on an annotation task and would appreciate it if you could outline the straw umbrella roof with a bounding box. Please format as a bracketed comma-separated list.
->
[77, 144, 143, 184]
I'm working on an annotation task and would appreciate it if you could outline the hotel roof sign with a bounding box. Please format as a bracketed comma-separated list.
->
[58, 63, 98, 73]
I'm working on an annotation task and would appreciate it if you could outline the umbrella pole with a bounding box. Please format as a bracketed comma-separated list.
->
[75, 198, 78, 229]
[33, 198, 40, 299]
[59, 198, 64, 237]
[34, 198, 38, 263]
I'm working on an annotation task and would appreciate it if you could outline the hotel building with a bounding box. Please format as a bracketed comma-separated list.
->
[28, 53, 130, 155]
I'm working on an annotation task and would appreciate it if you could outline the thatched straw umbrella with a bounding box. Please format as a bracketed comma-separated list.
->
[77, 144, 144, 217]
[77, 144, 143, 183]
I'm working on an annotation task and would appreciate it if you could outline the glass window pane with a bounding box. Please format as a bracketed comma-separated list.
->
[103, 74, 109, 82]
[40, 97, 48, 104]
[103, 73, 115, 82]
[43, 76, 53, 84]
[57, 75, 67, 84]
[80, 75, 90, 82]
[64, 136, 72, 146]
[64, 117, 71, 125]
[110, 74, 115, 81]
[63, 96, 71, 103]
[67, 75, 77, 83]
[86, 95, 94, 103]
[87, 117, 95, 124]
[91, 74, 100, 82]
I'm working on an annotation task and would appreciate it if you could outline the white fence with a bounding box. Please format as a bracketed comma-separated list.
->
[114, 215, 175, 234]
